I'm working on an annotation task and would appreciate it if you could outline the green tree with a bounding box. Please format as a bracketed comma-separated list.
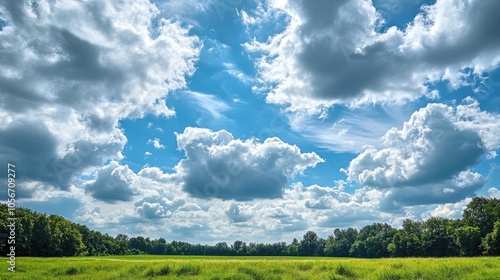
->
[299, 231, 320, 256]
[351, 223, 396, 258]
[421, 217, 453, 257]
[287, 238, 299, 256]
[463, 197, 500, 236]
[31, 214, 51, 256]
[454, 226, 481, 256]
[388, 232, 405, 257]
[324, 228, 358, 257]
[483, 221, 500, 256]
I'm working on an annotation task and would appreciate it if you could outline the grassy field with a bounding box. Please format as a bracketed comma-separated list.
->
[1, 255, 500, 279]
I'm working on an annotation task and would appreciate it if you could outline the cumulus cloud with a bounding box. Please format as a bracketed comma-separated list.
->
[226, 203, 252, 223]
[245, 0, 500, 114]
[0, 0, 200, 189]
[488, 187, 500, 199]
[426, 198, 472, 220]
[174, 127, 324, 200]
[136, 202, 171, 219]
[84, 161, 138, 203]
[346, 99, 499, 208]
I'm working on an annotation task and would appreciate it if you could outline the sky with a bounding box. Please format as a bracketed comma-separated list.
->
[1, 0, 500, 244]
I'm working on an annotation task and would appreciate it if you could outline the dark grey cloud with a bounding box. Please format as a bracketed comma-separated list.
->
[0, 120, 123, 190]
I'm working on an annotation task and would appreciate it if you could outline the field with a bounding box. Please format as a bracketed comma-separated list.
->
[1, 255, 500, 279]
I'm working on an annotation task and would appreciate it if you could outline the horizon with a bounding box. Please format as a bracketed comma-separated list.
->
[1, 0, 499, 245]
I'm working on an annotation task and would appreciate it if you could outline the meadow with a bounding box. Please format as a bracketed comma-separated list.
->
[1, 255, 500, 279]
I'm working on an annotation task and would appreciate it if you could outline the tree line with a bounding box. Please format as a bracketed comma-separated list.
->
[1, 197, 499, 257]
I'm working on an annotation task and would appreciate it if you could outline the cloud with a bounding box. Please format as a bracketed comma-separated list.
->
[0, 0, 200, 189]
[287, 106, 408, 153]
[226, 203, 252, 223]
[488, 187, 500, 199]
[84, 161, 138, 203]
[222, 63, 256, 85]
[136, 202, 172, 219]
[345, 99, 498, 208]
[0, 118, 124, 190]
[174, 127, 324, 200]
[184, 91, 231, 120]
[426, 198, 472, 220]
[245, 0, 500, 114]
[147, 138, 166, 149]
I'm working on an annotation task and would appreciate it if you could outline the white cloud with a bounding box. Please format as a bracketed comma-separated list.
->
[84, 161, 138, 203]
[184, 91, 231, 121]
[0, 0, 200, 190]
[345, 99, 499, 208]
[226, 202, 252, 223]
[174, 127, 324, 200]
[245, 0, 500, 114]
[222, 63, 256, 85]
[426, 198, 472, 220]
[488, 187, 500, 199]
[136, 202, 172, 219]
[147, 138, 166, 149]
[287, 106, 409, 153]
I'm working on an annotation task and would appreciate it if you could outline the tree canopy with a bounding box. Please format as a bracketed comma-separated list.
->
[1, 197, 499, 257]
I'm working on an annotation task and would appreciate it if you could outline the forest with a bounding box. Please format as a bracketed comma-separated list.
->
[1, 197, 499, 258]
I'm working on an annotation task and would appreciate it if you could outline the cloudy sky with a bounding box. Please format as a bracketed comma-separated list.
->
[1, 0, 500, 244]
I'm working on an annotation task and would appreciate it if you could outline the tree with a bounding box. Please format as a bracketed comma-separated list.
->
[215, 242, 230, 255]
[287, 238, 299, 256]
[324, 228, 358, 257]
[129, 236, 149, 253]
[232, 240, 247, 255]
[421, 217, 453, 257]
[151, 238, 167, 255]
[483, 221, 500, 256]
[454, 226, 481, 256]
[31, 214, 51, 256]
[463, 197, 500, 236]
[388, 232, 405, 257]
[351, 223, 395, 258]
[388, 220, 424, 257]
[299, 231, 320, 256]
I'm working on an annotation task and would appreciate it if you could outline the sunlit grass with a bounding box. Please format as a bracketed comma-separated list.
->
[1, 255, 499, 279]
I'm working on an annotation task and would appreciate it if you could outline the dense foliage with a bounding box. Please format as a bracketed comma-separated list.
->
[1, 197, 499, 257]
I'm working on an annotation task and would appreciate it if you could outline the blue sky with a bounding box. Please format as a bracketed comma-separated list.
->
[1, 0, 500, 243]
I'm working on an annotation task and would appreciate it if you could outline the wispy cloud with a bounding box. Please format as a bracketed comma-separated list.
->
[288, 106, 408, 153]
[184, 91, 231, 121]
[222, 63, 256, 85]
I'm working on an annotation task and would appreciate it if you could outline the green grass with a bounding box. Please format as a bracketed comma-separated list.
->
[1, 255, 499, 279]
